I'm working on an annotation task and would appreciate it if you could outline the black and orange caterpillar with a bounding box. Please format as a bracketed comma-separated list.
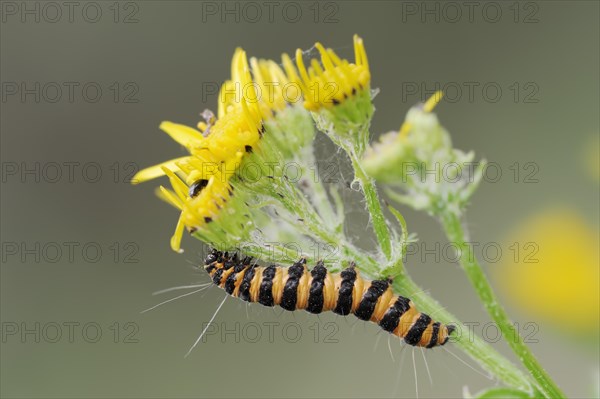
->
[205, 249, 456, 348]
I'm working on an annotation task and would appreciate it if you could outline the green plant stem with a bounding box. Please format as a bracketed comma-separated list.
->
[348, 151, 392, 260]
[440, 211, 565, 399]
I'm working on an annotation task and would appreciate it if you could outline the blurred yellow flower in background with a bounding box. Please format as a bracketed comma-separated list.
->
[495, 208, 599, 335]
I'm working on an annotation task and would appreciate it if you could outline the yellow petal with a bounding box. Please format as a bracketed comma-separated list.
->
[295, 48, 310, 87]
[315, 43, 335, 71]
[159, 121, 204, 149]
[423, 90, 444, 113]
[131, 156, 190, 184]
[161, 166, 188, 201]
[354, 35, 368, 70]
[156, 186, 183, 210]
[170, 215, 186, 253]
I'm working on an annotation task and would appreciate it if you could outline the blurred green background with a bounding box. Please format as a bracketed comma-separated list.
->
[1, 1, 598, 398]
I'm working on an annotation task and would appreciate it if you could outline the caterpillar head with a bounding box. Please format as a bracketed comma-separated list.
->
[443, 324, 457, 345]
[203, 249, 221, 272]
[203, 249, 244, 273]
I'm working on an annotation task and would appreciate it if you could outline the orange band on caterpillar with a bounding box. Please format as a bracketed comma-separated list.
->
[205, 249, 456, 348]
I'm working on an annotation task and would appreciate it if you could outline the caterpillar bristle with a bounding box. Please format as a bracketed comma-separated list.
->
[203, 249, 455, 348]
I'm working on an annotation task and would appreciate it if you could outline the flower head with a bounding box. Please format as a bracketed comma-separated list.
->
[294, 34, 370, 112]
[133, 104, 261, 252]
[219, 48, 304, 119]
[363, 91, 485, 216]
[133, 46, 317, 253]
[132, 48, 269, 252]
[362, 91, 448, 182]
[284, 35, 375, 157]
[248, 56, 302, 115]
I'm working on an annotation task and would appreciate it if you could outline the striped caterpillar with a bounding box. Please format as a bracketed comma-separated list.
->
[205, 249, 456, 348]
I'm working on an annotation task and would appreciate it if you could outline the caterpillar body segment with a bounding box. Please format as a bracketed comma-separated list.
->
[204, 250, 455, 348]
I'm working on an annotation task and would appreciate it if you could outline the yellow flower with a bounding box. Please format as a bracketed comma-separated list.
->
[133, 104, 259, 252]
[219, 49, 303, 121]
[293, 34, 370, 111]
[217, 48, 315, 165]
[249, 56, 302, 116]
[218, 48, 262, 118]
[495, 208, 599, 334]
[132, 39, 358, 252]
[133, 49, 263, 252]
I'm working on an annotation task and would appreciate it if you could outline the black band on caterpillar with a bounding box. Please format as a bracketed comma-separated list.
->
[404, 313, 432, 346]
[354, 280, 389, 321]
[307, 261, 327, 314]
[427, 322, 441, 348]
[204, 249, 456, 348]
[333, 267, 357, 316]
[238, 264, 256, 302]
[281, 261, 305, 311]
[258, 265, 277, 306]
[379, 296, 411, 333]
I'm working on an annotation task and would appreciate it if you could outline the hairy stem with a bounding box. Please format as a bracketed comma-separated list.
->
[348, 150, 393, 260]
[440, 211, 565, 399]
